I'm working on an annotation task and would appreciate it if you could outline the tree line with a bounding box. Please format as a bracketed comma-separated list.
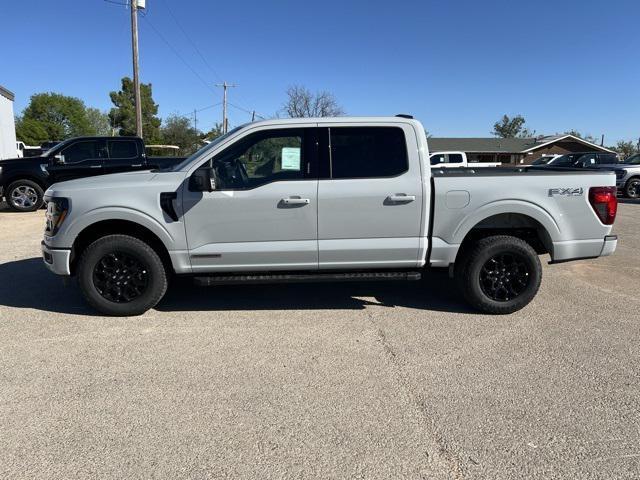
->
[15, 81, 637, 158]
[492, 114, 638, 157]
[15, 81, 343, 156]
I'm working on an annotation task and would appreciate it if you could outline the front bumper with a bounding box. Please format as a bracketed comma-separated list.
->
[41, 241, 72, 275]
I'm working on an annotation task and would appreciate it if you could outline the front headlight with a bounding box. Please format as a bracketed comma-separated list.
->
[45, 197, 70, 236]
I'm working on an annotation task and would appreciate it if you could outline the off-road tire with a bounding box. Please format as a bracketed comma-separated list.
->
[78, 234, 167, 316]
[455, 235, 542, 314]
[6, 179, 44, 212]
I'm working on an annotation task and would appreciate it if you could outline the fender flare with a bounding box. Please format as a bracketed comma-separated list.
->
[451, 200, 561, 245]
[64, 206, 176, 251]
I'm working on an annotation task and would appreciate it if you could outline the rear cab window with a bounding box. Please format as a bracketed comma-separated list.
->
[328, 127, 408, 179]
[108, 140, 139, 159]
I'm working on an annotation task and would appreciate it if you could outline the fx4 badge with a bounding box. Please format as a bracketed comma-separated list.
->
[548, 187, 584, 197]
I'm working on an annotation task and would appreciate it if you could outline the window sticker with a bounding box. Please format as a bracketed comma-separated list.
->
[281, 147, 301, 170]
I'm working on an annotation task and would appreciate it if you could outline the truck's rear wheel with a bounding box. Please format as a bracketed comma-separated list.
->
[78, 234, 167, 316]
[456, 235, 541, 314]
[6, 180, 44, 212]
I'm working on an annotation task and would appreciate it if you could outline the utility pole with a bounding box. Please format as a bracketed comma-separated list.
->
[130, 0, 143, 137]
[216, 82, 237, 133]
[193, 109, 197, 132]
[251, 110, 256, 122]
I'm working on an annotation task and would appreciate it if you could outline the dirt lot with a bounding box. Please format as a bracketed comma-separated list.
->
[0, 201, 639, 479]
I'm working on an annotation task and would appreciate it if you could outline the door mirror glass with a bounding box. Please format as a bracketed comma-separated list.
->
[190, 166, 216, 192]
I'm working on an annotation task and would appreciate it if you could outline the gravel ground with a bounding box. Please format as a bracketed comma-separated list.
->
[0, 200, 638, 479]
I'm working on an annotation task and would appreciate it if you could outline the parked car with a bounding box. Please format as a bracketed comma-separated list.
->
[429, 151, 501, 168]
[612, 153, 640, 198]
[16, 141, 42, 158]
[41, 116, 618, 316]
[0, 136, 185, 212]
[536, 152, 620, 168]
[531, 154, 561, 165]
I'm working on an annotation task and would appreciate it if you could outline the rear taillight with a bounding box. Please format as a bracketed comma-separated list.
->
[588, 186, 617, 225]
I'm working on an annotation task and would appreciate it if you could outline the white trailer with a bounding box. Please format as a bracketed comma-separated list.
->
[0, 86, 18, 160]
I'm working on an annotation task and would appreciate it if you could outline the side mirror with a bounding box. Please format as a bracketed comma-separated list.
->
[190, 167, 216, 192]
[54, 154, 65, 165]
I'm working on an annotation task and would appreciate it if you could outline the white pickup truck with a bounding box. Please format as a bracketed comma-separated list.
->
[41, 116, 618, 316]
[429, 151, 501, 168]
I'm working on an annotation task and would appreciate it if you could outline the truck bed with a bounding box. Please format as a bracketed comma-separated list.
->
[429, 166, 617, 267]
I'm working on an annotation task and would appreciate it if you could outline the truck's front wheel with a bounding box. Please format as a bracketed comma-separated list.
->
[77, 234, 168, 316]
[6, 180, 44, 212]
[456, 235, 541, 314]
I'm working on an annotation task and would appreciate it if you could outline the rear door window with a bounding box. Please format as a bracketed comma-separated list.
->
[430, 153, 446, 165]
[447, 153, 464, 164]
[108, 140, 138, 159]
[328, 127, 408, 179]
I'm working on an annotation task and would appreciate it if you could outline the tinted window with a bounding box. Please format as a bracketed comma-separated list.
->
[211, 129, 307, 190]
[329, 127, 408, 179]
[576, 153, 597, 166]
[597, 153, 618, 164]
[61, 141, 97, 164]
[448, 153, 463, 164]
[109, 140, 138, 159]
[430, 153, 445, 165]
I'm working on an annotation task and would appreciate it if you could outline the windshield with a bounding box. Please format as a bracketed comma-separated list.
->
[624, 154, 640, 165]
[532, 156, 553, 165]
[170, 126, 245, 171]
[42, 138, 75, 156]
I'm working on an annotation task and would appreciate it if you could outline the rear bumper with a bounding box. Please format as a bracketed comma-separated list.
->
[551, 235, 617, 263]
[41, 241, 72, 275]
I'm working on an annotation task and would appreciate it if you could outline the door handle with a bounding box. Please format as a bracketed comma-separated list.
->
[131, 164, 142, 167]
[281, 197, 310, 205]
[90, 165, 102, 169]
[387, 194, 416, 203]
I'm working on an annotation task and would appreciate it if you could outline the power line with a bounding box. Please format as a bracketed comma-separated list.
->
[228, 102, 265, 120]
[156, 0, 263, 120]
[140, 14, 216, 95]
[158, 0, 223, 83]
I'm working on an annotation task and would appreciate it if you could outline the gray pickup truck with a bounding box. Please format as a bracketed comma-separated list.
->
[41, 116, 618, 316]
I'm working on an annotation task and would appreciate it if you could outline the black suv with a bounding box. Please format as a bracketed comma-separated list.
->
[0, 136, 183, 212]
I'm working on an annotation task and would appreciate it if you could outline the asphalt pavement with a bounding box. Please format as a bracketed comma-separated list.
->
[0, 201, 639, 479]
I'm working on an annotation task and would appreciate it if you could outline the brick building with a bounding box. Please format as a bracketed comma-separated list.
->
[428, 134, 615, 165]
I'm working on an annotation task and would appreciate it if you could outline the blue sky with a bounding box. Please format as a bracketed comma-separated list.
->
[2, 0, 638, 143]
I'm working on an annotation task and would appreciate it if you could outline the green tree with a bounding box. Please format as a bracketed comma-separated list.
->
[564, 130, 599, 144]
[160, 114, 201, 154]
[15, 117, 49, 145]
[492, 114, 534, 138]
[86, 108, 112, 136]
[20, 92, 94, 140]
[108, 77, 161, 142]
[612, 140, 638, 159]
[202, 123, 224, 142]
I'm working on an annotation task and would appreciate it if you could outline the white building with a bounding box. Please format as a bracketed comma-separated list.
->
[0, 86, 17, 160]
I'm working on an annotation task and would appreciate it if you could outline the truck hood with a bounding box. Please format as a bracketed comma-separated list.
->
[45, 170, 185, 197]
[0, 156, 45, 166]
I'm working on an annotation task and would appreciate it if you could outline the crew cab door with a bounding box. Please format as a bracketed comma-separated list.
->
[182, 127, 319, 272]
[317, 124, 424, 268]
[48, 139, 106, 182]
[104, 138, 146, 175]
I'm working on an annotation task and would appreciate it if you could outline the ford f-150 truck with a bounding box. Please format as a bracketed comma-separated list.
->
[41, 116, 618, 316]
[0, 136, 184, 212]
